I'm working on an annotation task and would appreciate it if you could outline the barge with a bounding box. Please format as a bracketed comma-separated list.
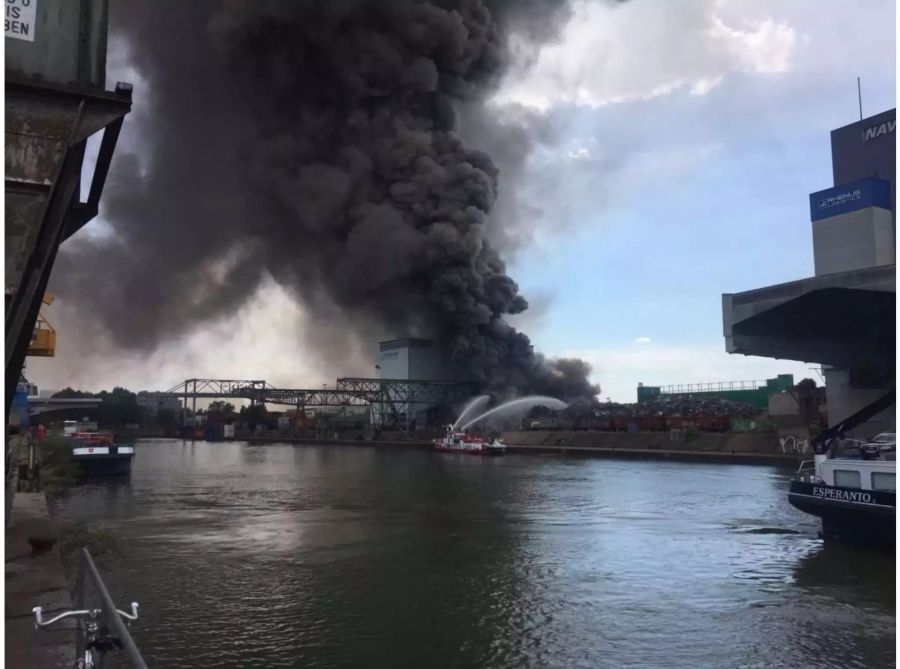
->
[65, 428, 135, 478]
[787, 392, 895, 546]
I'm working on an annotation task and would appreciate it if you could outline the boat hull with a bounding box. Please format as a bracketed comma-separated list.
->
[433, 446, 505, 456]
[72, 452, 134, 478]
[788, 480, 895, 545]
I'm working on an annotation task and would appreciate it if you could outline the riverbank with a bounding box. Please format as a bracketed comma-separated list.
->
[235, 430, 802, 466]
[5, 493, 75, 668]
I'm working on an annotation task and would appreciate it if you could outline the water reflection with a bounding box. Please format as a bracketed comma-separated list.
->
[49, 440, 894, 669]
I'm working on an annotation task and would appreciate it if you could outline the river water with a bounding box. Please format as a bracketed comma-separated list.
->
[49, 439, 895, 668]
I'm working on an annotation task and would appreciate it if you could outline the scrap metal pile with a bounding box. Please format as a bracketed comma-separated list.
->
[552, 397, 759, 419]
[622, 397, 759, 419]
[526, 396, 762, 432]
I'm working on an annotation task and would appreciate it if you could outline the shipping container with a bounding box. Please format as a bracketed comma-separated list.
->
[640, 416, 666, 431]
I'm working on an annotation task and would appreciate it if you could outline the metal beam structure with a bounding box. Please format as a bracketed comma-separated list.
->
[336, 377, 475, 430]
[5, 75, 132, 416]
[162, 379, 270, 415]
[164, 378, 270, 396]
[157, 377, 475, 430]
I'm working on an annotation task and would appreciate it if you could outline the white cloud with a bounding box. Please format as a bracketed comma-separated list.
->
[494, 0, 799, 110]
[567, 147, 591, 160]
[708, 15, 796, 74]
[564, 342, 816, 403]
[690, 75, 724, 96]
[633, 336, 652, 345]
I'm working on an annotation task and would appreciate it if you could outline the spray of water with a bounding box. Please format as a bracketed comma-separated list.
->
[460, 396, 568, 431]
[452, 395, 491, 430]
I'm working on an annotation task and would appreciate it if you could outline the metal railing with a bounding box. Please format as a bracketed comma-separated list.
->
[35, 548, 147, 668]
[793, 460, 820, 483]
[76, 548, 146, 667]
[660, 380, 766, 394]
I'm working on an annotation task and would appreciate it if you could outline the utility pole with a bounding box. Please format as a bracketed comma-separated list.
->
[857, 77, 863, 121]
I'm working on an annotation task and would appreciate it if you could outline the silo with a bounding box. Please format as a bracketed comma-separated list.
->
[5, 0, 133, 413]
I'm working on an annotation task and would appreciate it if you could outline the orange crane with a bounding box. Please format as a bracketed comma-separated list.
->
[27, 292, 56, 357]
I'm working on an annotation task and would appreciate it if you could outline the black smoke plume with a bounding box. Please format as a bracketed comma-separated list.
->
[53, 0, 599, 401]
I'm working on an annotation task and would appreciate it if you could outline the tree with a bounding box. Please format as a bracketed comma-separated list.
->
[797, 378, 818, 393]
[208, 401, 235, 414]
[795, 378, 820, 429]
[156, 408, 177, 426]
[52, 387, 95, 399]
[239, 404, 268, 424]
[96, 387, 141, 427]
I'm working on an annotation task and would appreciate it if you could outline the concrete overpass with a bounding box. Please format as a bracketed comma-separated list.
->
[26, 397, 101, 418]
[723, 109, 896, 437]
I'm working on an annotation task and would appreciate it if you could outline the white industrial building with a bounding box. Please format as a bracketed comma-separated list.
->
[373, 338, 467, 429]
[376, 338, 459, 381]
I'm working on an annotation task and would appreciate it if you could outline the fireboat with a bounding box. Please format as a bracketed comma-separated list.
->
[433, 425, 507, 456]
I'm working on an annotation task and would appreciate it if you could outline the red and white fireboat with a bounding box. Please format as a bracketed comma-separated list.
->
[433, 425, 507, 456]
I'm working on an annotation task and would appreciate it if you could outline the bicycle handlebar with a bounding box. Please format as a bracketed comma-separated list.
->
[33, 607, 96, 627]
[118, 602, 140, 621]
[33, 602, 139, 628]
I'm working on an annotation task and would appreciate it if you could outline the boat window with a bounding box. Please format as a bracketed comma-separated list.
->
[872, 472, 896, 491]
[833, 469, 861, 489]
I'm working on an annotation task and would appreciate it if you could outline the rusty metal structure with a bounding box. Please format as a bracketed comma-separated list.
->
[5, 0, 132, 415]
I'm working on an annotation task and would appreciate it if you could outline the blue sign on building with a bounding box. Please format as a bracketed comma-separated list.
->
[809, 177, 891, 221]
[9, 391, 28, 430]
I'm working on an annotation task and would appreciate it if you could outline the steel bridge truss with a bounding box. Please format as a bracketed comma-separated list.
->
[161, 377, 475, 430]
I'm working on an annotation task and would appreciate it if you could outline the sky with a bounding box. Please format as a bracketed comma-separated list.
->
[29, 0, 897, 402]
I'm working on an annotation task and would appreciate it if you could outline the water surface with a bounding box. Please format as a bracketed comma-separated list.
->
[51, 440, 895, 668]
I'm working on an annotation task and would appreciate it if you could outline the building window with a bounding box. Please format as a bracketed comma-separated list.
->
[872, 472, 896, 491]
[834, 469, 861, 489]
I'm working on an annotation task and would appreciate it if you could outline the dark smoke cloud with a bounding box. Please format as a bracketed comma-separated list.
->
[52, 0, 599, 401]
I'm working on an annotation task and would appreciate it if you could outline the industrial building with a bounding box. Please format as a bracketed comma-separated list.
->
[376, 338, 463, 381]
[637, 374, 795, 410]
[136, 391, 182, 413]
[723, 109, 896, 437]
[375, 339, 469, 428]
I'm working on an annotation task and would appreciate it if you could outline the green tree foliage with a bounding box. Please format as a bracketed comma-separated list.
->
[156, 407, 177, 426]
[96, 387, 142, 427]
[39, 434, 81, 494]
[52, 387, 95, 398]
[208, 400, 235, 414]
[239, 404, 268, 425]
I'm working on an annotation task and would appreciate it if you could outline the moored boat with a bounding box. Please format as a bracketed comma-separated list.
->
[433, 425, 506, 456]
[66, 431, 135, 477]
[787, 391, 895, 546]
